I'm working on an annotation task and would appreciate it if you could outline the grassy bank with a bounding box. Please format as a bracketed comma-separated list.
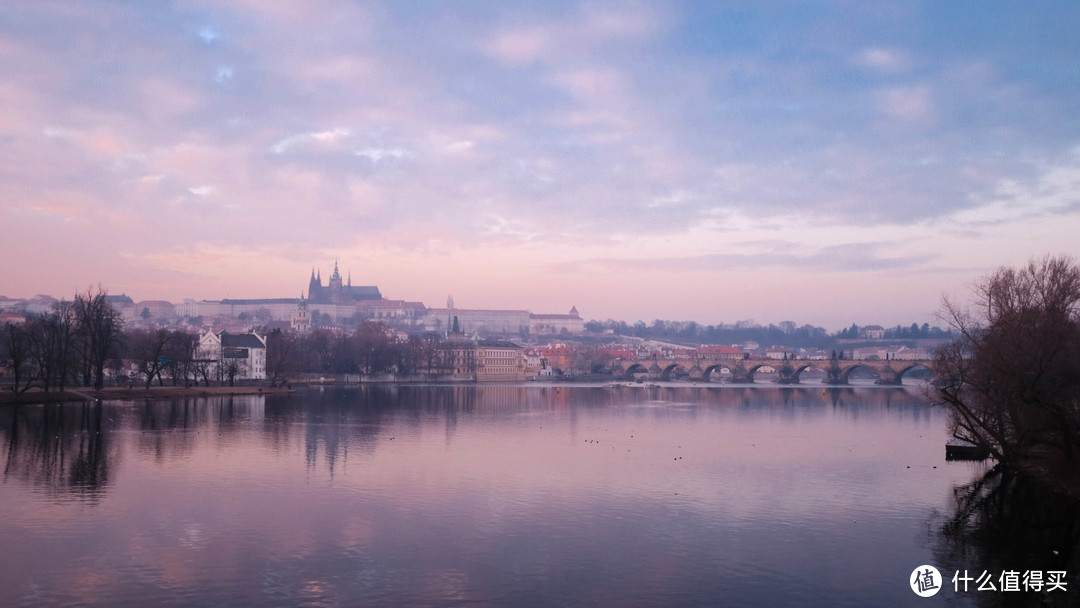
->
[0, 385, 294, 405]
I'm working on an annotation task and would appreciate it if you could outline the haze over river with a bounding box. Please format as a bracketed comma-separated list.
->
[1, 384, 1075, 607]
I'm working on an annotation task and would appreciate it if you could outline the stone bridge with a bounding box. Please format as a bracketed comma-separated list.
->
[612, 357, 933, 385]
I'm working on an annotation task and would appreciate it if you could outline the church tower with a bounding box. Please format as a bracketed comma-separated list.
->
[329, 260, 343, 304]
[291, 293, 311, 333]
[308, 268, 320, 304]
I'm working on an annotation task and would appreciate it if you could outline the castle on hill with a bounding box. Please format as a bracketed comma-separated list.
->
[307, 261, 381, 305]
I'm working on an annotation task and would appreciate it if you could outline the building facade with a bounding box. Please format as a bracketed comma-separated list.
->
[439, 338, 526, 381]
[195, 330, 267, 381]
[291, 297, 311, 332]
[529, 307, 585, 334]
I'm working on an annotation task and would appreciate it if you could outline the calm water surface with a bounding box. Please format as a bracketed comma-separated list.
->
[1, 384, 1075, 607]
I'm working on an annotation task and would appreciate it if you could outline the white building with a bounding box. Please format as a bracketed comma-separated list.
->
[861, 325, 886, 339]
[529, 307, 585, 335]
[765, 346, 792, 360]
[196, 330, 267, 381]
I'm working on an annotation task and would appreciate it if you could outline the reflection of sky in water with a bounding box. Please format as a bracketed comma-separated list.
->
[0, 387, 990, 607]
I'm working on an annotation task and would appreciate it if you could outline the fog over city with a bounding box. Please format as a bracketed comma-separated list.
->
[2, 2, 1079, 328]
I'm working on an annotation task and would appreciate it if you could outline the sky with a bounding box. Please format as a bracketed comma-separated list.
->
[2, 1, 1079, 330]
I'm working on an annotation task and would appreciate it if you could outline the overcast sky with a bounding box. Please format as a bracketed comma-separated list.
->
[2, 1, 1079, 329]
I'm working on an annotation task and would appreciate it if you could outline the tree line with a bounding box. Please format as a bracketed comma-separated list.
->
[263, 323, 477, 385]
[2, 289, 123, 393]
[836, 322, 952, 339]
[0, 290, 234, 391]
[1, 306, 485, 392]
[584, 319, 832, 347]
[582, 318, 953, 348]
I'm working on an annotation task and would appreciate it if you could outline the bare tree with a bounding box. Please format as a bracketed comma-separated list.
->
[265, 329, 297, 387]
[129, 329, 174, 389]
[933, 255, 1080, 467]
[190, 356, 214, 387]
[51, 300, 78, 392]
[221, 357, 247, 386]
[163, 332, 198, 386]
[2, 321, 36, 394]
[23, 304, 78, 392]
[74, 288, 125, 390]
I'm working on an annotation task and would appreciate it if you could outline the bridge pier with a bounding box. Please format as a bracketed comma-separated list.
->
[825, 363, 847, 385]
[728, 365, 751, 384]
[776, 364, 799, 385]
[874, 365, 903, 385]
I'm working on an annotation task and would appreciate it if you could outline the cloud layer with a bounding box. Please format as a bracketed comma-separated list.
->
[2, 1, 1079, 328]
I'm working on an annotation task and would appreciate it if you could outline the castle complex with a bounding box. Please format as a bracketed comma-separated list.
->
[306, 261, 381, 305]
[159, 263, 584, 336]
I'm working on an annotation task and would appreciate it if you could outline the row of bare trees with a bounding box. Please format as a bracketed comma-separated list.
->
[2, 289, 124, 393]
[0, 290, 244, 392]
[263, 322, 475, 385]
[118, 328, 250, 388]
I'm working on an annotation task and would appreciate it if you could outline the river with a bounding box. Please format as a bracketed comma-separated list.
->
[0, 384, 1076, 607]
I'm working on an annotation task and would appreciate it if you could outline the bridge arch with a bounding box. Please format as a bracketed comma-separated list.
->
[743, 363, 778, 383]
[838, 363, 881, 383]
[893, 363, 933, 383]
[789, 363, 827, 383]
[623, 363, 649, 379]
[702, 364, 730, 382]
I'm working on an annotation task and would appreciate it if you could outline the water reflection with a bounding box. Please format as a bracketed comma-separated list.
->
[933, 465, 1080, 607]
[1, 403, 116, 501]
[0, 386, 940, 501]
[0, 386, 1062, 607]
[258, 385, 940, 476]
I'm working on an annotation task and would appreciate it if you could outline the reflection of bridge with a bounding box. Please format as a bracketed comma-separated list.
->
[612, 357, 933, 385]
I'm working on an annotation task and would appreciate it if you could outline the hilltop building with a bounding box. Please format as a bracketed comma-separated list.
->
[529, 306, 585, 335]
[176, 264, 399, 326]
[861, 325, 886, 339]
[307, 261, 381, 305]
[419, 304, 585, 336]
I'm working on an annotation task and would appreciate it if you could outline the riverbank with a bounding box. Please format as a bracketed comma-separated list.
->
[0, 385, 294, 406]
